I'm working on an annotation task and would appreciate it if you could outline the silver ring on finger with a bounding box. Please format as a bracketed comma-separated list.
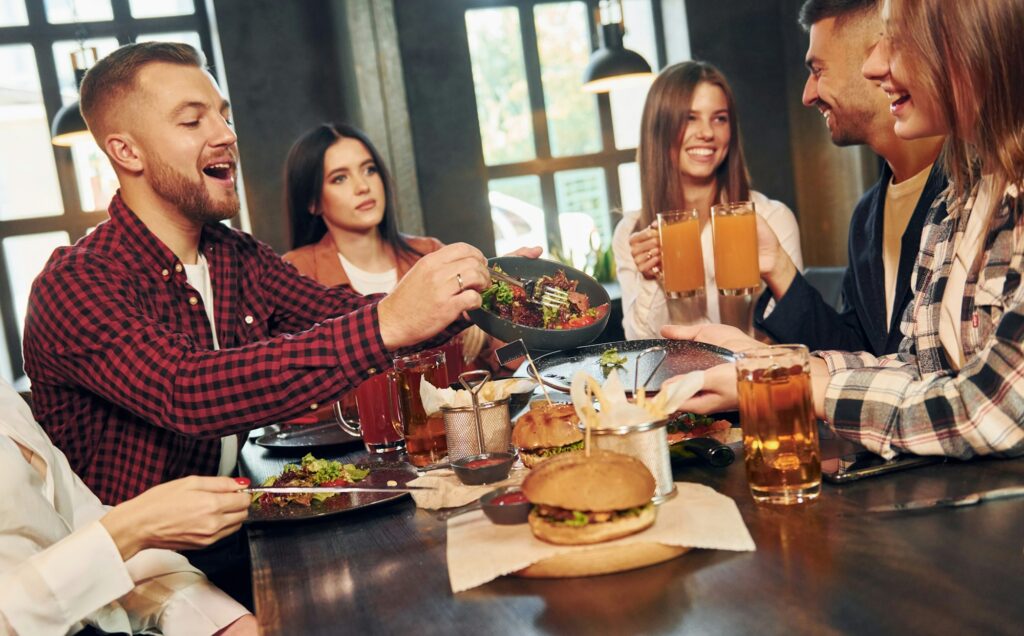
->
[646, 250, 654, 261]
[456, 273, 464, 292]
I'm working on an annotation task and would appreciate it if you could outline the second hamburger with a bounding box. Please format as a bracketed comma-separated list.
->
[511, 402, 584, 468]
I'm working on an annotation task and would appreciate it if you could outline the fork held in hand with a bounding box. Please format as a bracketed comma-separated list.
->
[488, 267, 570, 311]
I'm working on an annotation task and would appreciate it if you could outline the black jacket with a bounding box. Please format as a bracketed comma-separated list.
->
[755, 161, 947, 355]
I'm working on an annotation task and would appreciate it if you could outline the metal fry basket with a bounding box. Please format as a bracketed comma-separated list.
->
[440, 370, 512, 462]
[440, 399, 511, 461]
[586, 419, 677, 504]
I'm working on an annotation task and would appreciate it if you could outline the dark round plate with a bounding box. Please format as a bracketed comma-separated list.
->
[246, 462, 417, 524]
[527, 338, 734, 394]
[468, 256, 611, 353]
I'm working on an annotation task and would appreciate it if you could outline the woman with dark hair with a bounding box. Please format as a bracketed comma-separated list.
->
[283, 122, 491, 369]
[613, 61, 803, 337]
[668, 0, 1024, 460]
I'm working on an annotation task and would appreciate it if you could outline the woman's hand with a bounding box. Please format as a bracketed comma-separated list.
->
[660, 323, 768, 414]
[628, 222, 662, 280]
[661, 323, 764, 353]
[100, 476, 251, 561]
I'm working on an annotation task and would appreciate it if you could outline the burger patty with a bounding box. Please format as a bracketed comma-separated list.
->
[534, 503, 652, 526]
[520, 440, 584, 460]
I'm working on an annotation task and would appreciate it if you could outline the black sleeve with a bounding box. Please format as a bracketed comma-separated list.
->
[754, 270, 873, 352]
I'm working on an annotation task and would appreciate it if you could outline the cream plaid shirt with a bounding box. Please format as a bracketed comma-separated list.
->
[817, 178, 1024, 459]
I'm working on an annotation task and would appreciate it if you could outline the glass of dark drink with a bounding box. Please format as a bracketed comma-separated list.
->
[394, 350, 449, 467]
[735, 344, 821, 504]
[335, 370, 405, 454]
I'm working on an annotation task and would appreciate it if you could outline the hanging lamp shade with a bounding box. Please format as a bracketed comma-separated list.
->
[581, 3, 653, 93]
[51, 47, 96, 147]
[51, 101, 90, 147]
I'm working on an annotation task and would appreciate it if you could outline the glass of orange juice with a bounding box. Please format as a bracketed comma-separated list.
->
[711, 201, 760, 295]
[657, 209, 705, 298]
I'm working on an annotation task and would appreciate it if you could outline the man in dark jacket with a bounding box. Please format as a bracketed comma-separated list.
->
[754, 0, 945, 355]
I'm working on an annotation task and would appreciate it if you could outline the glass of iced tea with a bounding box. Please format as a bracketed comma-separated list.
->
[711, 201, 760, 295]
[735, 344, 821, 504]
[657, 209, 705, 298]
[394, 350, 449, 467]
[335, 371, 405, 454]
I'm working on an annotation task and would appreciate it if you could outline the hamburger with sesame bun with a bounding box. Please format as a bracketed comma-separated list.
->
[511, 402, 583, 468]
[521, 449, 656, 545]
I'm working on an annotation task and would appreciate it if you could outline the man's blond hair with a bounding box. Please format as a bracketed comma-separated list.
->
[79, 41, 206, 137]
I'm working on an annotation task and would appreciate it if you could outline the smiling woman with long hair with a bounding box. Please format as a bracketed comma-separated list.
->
[613, 61, 803, 336]
[669, 0, 1024, 460]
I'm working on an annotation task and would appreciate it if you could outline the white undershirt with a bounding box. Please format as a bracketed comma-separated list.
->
[882, 164, 932, 325]
[338, 252, 398, 295]
[183, 255, 236, 476]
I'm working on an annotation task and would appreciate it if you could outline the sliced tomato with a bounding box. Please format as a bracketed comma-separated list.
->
[557, 314, 597, 329]
[320, 477, 352, 487]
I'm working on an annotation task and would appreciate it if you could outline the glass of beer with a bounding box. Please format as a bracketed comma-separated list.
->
[711, 201, 760, 295]
[394, 351, 449, 467]
[735, 344, 821, 504]
[657, 209, 705, 298]
[335, 371, 405, 454]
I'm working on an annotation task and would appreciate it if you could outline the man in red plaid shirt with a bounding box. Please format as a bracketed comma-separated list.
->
[21, 42, 519, 504]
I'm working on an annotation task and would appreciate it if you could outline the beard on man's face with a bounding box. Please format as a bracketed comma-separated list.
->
[147, 153, 239, 224]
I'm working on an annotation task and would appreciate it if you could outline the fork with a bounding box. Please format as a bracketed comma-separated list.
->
[488, 267, 570, 311]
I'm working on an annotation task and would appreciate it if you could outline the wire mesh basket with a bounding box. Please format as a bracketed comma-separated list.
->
[585, 419, 677, 504]
[440, 397, 512, 462]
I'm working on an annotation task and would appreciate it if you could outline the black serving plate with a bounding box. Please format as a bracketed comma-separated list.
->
[468, 256, 611, 353]
[527, 338, 734, 394]
[246, 462, 417, 524]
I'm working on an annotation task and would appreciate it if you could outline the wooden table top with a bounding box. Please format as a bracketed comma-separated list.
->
[241, 432, 1024, 636]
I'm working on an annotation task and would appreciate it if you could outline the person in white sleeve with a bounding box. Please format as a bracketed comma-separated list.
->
[0, 379, 257, 636]
[613, 60, 803, 338]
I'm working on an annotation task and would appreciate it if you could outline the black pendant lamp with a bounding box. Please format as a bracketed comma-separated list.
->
[581, 0, 654, 93]
[51, 47, 96, 147]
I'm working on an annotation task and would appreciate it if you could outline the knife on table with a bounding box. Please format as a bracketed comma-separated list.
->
[246, 484, 435, 495]
[866, 485, 1024, 513]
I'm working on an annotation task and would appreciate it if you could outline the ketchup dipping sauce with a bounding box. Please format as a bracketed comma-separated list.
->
[481, 487, 531, 525]
[491, 490, 528, 506]
[463, 457, 509, 469]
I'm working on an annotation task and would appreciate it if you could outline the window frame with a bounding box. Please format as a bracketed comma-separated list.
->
[0, 0, 218, 382]
[464, 0, 666, 254]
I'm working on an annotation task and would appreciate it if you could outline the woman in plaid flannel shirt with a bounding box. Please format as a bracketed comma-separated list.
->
[665, 0, 1024, 461]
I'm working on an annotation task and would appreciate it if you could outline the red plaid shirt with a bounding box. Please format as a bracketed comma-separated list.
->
[23, 193, 401, 503]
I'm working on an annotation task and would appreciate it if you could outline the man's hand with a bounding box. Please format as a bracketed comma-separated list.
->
[100, 476, 250, 561]
[628, 221, 662, 279]
[377, 243, 489, 349]
[756, 215, 797, 300]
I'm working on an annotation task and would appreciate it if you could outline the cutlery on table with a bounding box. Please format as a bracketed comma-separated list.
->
[246, 484, 435, 495]
[866, 485, 1024, 513]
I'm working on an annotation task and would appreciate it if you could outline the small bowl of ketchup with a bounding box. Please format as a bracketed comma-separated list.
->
[451, 451, 515, 486]
[480, 486, 531, 525]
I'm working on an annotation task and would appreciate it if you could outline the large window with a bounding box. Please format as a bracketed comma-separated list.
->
[0, 0, 220, 385]
[463, 0, 684, 271]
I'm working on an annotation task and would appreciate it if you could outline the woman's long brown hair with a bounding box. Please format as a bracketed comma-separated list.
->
[636, 61, 751, 228]
[887, 0, 1024, 204]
